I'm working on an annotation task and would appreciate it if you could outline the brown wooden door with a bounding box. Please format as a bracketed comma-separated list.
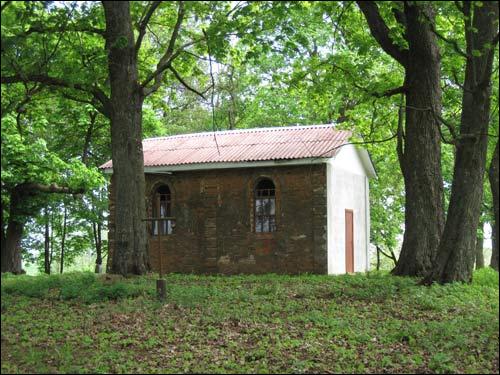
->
[345, 209, 354, 273]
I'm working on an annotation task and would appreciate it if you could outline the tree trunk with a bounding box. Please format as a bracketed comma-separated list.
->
[1, 206, 6, 270]
[392, 2, 444, 277]
[44, 208, 51, 274]
[357, 2, 444, 277]
[93, 221, 103, 273]
[81, 111, 97, 166]
[59, 206, 67, 274]
[475, 221, 485, 269]
[424, 2, 498, 284]
[103, 1, 149, 275]
[1, 189, 25, 274]
[490, 141, 499, 271]
[50, 218, 54, 272]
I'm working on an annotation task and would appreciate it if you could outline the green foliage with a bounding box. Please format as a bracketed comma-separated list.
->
[1, 270, 498, 373]
[1, 272, 151, 303]
[1, 116, 103, 193]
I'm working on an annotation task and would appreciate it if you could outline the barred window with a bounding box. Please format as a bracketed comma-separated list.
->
[255, 178, 276, 233]
[152, 185, 172, 235]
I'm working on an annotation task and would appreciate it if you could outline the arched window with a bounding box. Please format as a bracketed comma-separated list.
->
[255, 178, 276, 233]
[152, 185, 172, 235]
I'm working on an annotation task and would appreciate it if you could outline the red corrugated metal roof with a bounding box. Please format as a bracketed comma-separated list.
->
[100, 124, 351, 170]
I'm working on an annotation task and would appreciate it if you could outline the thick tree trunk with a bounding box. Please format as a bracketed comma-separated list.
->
[103, 1, 149, 275]
[392, 3, 444, 276]
[424, 2, 498, 284]
[1, 190, 25, 274]
[59, 206, 67, 274]
[357, 2, 444, 277]
[475, 221, 485, 269]
[44, 209, 51, 274]
[490, 141, 499, 271]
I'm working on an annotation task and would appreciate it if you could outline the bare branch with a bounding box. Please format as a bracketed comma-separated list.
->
[168, 66, 206, 99]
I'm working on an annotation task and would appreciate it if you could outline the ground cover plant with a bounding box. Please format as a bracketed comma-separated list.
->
[1, 269, 498, 374]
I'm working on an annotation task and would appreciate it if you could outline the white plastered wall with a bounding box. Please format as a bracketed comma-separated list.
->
[326, 144, 371, 274]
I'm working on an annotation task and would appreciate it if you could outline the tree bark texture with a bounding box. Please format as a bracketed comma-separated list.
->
[103, 1, 149, 275]
[475, 221, 484, 269]
[59, 206, 67, 274]
[490, 141, 499, 271]
[392, 3, 445, 277]
[44, 209, 51, 274]
[357, 2, 445, 277]
[1, 189, 25, 274]
[93, 221, 103, 273]
[424, 2, 499, 284]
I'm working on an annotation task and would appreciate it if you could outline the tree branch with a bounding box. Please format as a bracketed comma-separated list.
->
[168, 66, 206, 99]
[141, 1, 185, 96]
[16, 183, 85, 195]
[422, 10, 468, 58]
[135, 1, 162, 55]
[374, 85, 407, 98]
[356, 1, 409, 67]
[377, 245, 398, 265]
[19, 24, 105, 36]
[316, 132, 398, 160]
[2, 74, 111, 118]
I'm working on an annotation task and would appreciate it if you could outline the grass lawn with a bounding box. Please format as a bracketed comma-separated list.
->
[1, 269, 498, 374]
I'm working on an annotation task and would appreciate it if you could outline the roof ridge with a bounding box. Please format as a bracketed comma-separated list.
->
[143, 124, 339, 142]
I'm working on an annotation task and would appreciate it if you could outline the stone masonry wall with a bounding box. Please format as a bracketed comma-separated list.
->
[107, 164, 328, 274]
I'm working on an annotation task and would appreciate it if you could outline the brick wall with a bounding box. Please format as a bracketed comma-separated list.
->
[107, 164, 328, 274]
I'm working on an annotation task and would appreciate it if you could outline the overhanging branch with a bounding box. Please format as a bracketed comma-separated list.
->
[356, 1, 409, 67]
[16, 183, 85, 195]
[1, 74, 111, 118]
[19, 24, 105, 36]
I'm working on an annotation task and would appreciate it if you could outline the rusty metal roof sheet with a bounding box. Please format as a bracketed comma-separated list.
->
[100, 124, 351, 170]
